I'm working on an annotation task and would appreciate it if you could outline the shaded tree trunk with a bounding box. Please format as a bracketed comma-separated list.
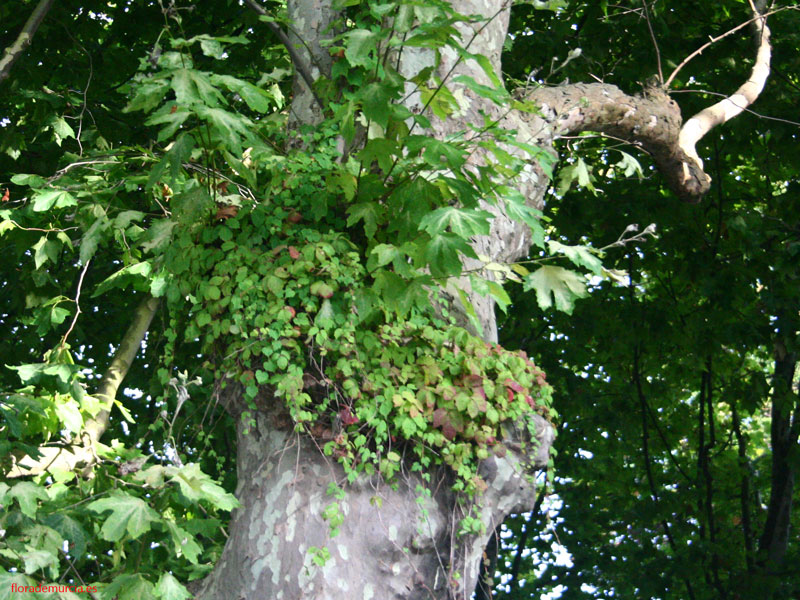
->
[194, 0, 771, 598]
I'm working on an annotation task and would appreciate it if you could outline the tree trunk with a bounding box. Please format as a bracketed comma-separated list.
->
[194, 393, 553, 600]
[195, 0, 769, 596]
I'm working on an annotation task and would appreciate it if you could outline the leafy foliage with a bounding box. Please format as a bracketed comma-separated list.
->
[1, 0, 798, 598]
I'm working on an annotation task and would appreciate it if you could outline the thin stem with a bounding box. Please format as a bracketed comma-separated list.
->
[665, 6, 790, 88]
[641, 0, 663, 83]
[60, 259, 92, 349]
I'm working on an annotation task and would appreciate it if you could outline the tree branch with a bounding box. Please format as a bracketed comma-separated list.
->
[525, 81, 710, 201]
[677, 1, 772, 179]
[7, 295, 160, 477]
[521, 2, 774, 202]
[0, 0, 55, 85]
[243, 0, 325, 113]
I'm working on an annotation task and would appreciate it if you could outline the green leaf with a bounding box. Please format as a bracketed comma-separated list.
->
[523, 265, 589, 314]
[146, 105, 193, 142]
[8, 482, 49, 517]
[155, 573, 192, 600]
[54, 396, 83, 433]
[614, 150, 644, 178]
[165, 463, 239, 511]
[31, 189, 77, 212]
[92, 262, 153, 297]
[368, 244, 399, 270]
[212, 74, 273, 113]
[80, 214, 109, 263]
[140, 219, 176, 254]
[88, 492, 160, 541]
[452, 74, 509, 104]
[164, 520, 202, 564]
[359, 82, 394, 129]
[21, 548, 59, 575]
[423, 233, 476, 277]
[194, 106, 253, 153]
[32, 237, 60, 269]
[547, 240, 603, 274]
[43, 514, 89, 559]
[171, 69, 224, 107]
[102, 574, 156, 600]
[51, 117, 76, 146]
[344, 29, 378, 67]
[346, 202, 382, 239]
[10, 173, 47, 187]
[418, 206, 493, 238]
[557, 157, 596, 195]
[124, 78, 171, 113]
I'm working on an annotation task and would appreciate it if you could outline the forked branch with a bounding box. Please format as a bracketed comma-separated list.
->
[524, 2, 774, 201]
[677, 0, 772, 175]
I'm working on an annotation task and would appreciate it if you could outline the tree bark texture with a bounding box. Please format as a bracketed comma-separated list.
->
[194, 393, 553, 600]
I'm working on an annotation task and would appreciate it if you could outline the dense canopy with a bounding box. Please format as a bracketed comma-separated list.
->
[1, 1, 799, 599]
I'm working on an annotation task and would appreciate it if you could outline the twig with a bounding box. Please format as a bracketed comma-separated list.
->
[59, 258, 92, 349]
[0, 0, 55, 84]
[670, 88, 800, 128]
[641, 0, 663, 83]
[665, 5, 790, 88]
[59, 550, 100, 600]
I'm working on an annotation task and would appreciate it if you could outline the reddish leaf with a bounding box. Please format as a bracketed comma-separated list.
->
[215, 205, 238, 220]
[288, 246, 301, 259]
[504, 378, 524, 393]
[339, 406, 359, 426]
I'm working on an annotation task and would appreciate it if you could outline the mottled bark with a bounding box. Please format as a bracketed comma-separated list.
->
[194, 0, 772, 598]
[194, 392, 553, 600]
[521, 82, 710, 201]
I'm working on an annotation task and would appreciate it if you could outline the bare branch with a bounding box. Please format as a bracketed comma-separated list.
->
[522, 3, 780, 202]
[0, 0, 55, 85]
[641, 0, 663, 84]
[677, 2, 773, 174]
